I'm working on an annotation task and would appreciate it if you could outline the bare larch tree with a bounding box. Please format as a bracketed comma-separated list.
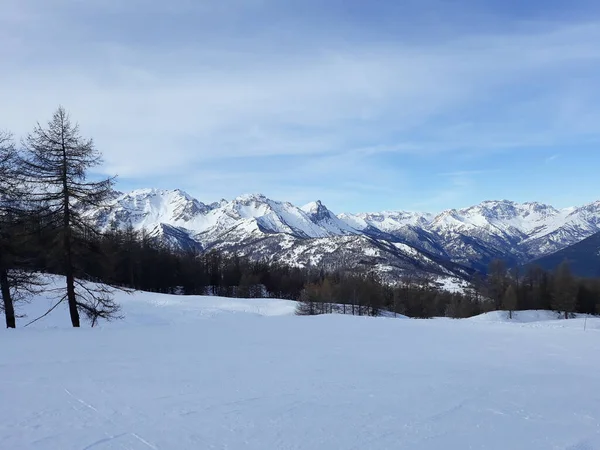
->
[20, 107, 120, 327]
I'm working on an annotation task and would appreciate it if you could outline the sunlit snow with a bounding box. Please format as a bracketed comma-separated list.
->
[3, 282, 600, 449]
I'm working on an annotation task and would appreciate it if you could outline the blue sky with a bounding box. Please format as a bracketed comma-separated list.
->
[1, 0, 600, 213]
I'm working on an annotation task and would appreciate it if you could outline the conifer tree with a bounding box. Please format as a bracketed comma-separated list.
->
[0, 131, 44, 327]
[487, 259, 508, 310]
[552, 260, 577, 319]
[20, 107, 120, 327]
[0, 131, 18, 328]
[502, 285, 518, 319]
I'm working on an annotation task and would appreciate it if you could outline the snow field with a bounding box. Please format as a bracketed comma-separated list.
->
[2, 286, 600, 449]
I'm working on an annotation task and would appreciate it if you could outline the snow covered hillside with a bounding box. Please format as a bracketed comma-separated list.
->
[85, 189, 600, 277]
[3, 287, 600, 449]
[11, 277, 298, 328]
[467, 309, 599, 325]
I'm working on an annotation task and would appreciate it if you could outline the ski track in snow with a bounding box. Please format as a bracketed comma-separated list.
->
[2, 284, 600, 449]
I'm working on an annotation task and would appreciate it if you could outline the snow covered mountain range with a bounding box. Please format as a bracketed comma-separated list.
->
[86, 189, 600, 280]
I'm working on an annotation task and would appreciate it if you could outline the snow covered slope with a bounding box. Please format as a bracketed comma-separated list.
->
[86, 190, 600, 276]
[3, 286, 600, 449]
[13, 277, 298, 328]
[468, 309, 598, 325]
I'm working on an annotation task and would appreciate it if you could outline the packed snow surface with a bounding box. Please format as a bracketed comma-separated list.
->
[3, 285, 600, 449]
[468, 309, 598, 324]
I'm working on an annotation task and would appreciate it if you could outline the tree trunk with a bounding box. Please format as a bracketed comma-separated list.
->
[62, 138, 80, 328]
[564, 310, 568, 320]
[0, 268, 15, 328]
[65, 269, 79, 327]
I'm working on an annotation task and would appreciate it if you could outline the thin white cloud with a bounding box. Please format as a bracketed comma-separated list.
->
[1, 2, 599, 210]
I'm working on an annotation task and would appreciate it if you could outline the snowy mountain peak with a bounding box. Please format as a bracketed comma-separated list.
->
[86, 189, 600, 277]
[302, 200, 323, 211]
[462, 199, 557, 212]
[429, 200, 562, 231]
[88, 188, 213, 232]
[574, 200, 600, 215]
[338, 210, 433, 234]
[474, 199, 515, 207]
[461, 200, 522, 218]
[126, 187, 192, 200]
[210, 199, 229, 209]
[302, 200, 332, 221]
[521, 202, 559, 214]
[235, 193, 270, 204]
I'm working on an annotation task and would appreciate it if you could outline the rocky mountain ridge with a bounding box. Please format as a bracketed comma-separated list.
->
[85, 189, 600, 281]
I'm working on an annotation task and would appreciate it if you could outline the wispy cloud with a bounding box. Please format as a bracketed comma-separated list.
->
[1, 1, 600, 211]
